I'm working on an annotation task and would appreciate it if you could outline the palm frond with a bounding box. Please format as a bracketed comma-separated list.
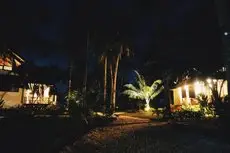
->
[150, 86, 164, 100]
[123, 90, 143, 99]
[151, 80, 163, 89]
[123, 71, 164, 103]
[124, 84, 139, 92]
[134, 70, 146, 89]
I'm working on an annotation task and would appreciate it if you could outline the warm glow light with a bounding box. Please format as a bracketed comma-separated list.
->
[26, 90, 31, 104]
[194, 81, 201, 96]
[178, 87, 182, 104]
[184, 85, 190, 104]
[207, 78, 212, 84]
[213, 79, 217, 83]
[144, 105, 150, 111]
[3, 66, 12, 71]
[44, 87, 50, 98]
[201, 83, 206, 94]
[24, 83, 57, 104]
[184, 85, 188, 90]
[54, 95, 57, 104]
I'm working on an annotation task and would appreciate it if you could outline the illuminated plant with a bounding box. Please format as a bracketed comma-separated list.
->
[123, 71, 164, 111]
[0, 92, 6, 108]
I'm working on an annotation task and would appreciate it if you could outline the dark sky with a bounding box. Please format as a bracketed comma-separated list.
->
[1, 0, 224, 70]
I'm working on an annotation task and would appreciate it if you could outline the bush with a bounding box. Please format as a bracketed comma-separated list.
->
[152, 107, 166, 119]
[171, 105, 203, 121]
[68, 100, 83, 118]
[0, 99, 4, 108]
[197, 94, 216, 118]
[1, 104, 65, 118]
[172, 110, 202, 121]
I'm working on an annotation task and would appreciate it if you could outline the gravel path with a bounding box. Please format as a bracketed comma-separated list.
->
[60, 115, 230, 153]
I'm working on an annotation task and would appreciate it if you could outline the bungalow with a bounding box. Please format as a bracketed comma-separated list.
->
[0, 49, 57, 107]
[171, 76, 228, 106]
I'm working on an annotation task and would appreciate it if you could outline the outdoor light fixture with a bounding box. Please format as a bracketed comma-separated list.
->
[224, 32, 228, 36]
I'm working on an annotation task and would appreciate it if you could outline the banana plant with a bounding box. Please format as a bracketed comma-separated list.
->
[123, 71, 164, 111]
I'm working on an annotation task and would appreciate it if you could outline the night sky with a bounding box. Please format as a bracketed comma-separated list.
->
[1, 0, 223, 70]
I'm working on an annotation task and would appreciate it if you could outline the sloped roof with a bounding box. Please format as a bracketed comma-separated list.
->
[0, 49, 25, 67]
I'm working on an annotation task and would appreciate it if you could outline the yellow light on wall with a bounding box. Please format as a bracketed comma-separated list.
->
[44, 87, 50, 98]
[178, 87, 182, 104]
[194, 81, 207, 96]
[207, 78, 212, 84]
[194, 81, 201, 96]
[184, 85, 190, 104]
[26, 90, 31, 104]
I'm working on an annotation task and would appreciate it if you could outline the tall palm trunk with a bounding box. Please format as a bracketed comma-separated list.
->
[109, 63, 114, 111]
[83, 32, 89, 108]
[163, 71, 172, 117]
[164, 81, 171, 115]
[111, 45, 123, 113]
[103, 56, 107, 113]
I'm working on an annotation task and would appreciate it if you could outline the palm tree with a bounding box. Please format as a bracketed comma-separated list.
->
[110, 43, 131, 113]
[100, 51, 108, 113]
[123, 71, 164, 111]
[97, 31, 132, 114]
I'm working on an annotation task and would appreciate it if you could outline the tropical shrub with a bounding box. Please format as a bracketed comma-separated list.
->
[0, 99, 4, 108]
[65, 90, 84, 118]
[197, 94, 215, 118]
[123, 70, 164, 111]
[171, 110, 202, 121]
[0, 92, 6, 108]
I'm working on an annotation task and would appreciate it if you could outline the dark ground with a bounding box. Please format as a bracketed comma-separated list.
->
[0, 117, 87, 153]
[60, 115, 230, 153]
[1, 114, 230, 153]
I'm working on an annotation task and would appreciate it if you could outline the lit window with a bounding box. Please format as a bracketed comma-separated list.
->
[3, 66, 12, 71]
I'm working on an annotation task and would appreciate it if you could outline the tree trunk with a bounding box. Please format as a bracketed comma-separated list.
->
[145, 99, 150, 111]
[103, 56, 107, 113]
[164, 80, 171, 116]
[109, 63, 114, 112]
[111, 45, 122, 113]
